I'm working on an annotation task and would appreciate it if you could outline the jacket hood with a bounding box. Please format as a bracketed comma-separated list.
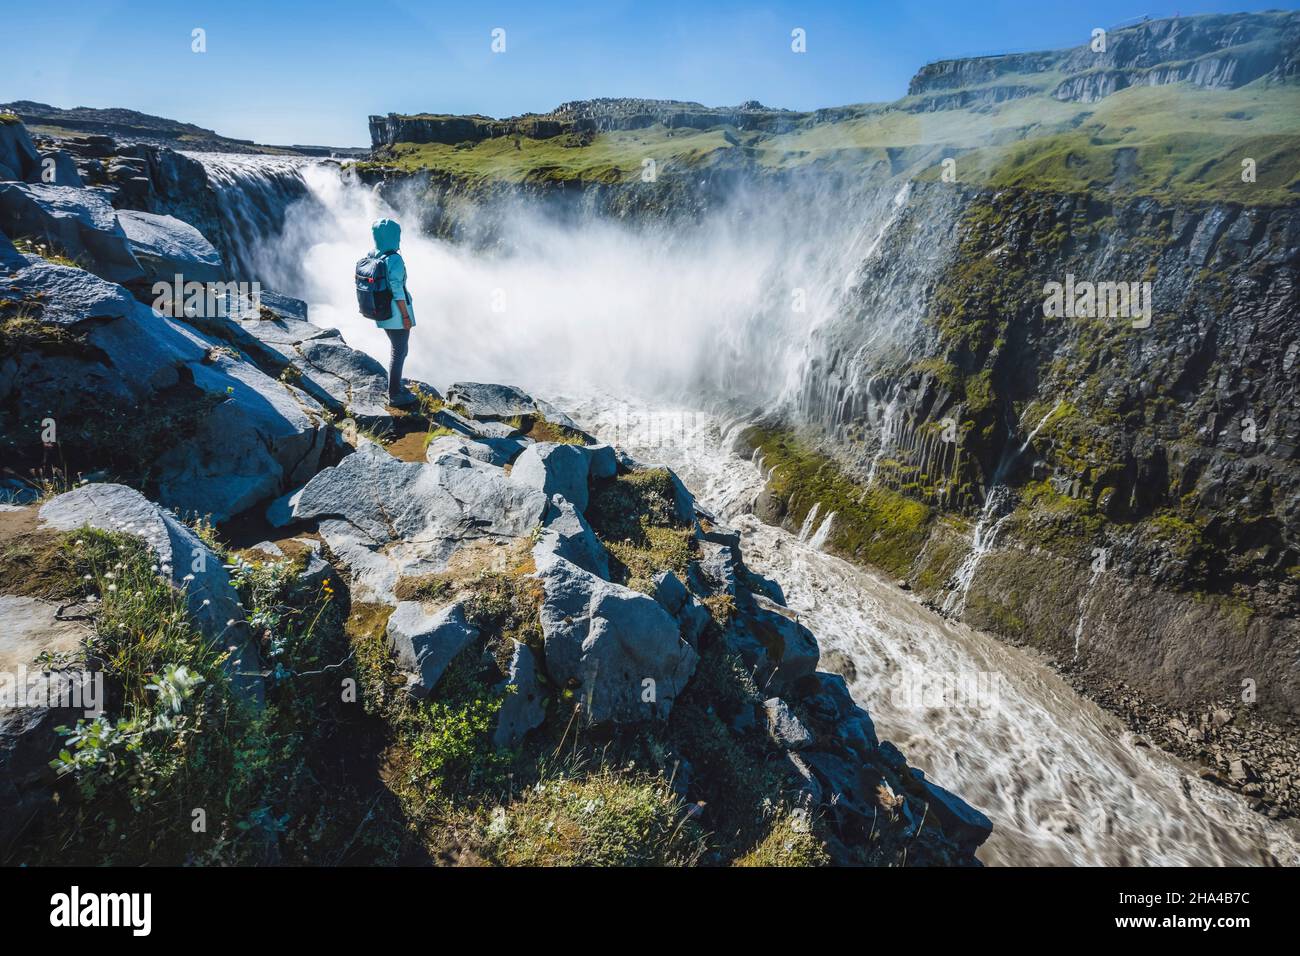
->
[371, 218, 401, 254]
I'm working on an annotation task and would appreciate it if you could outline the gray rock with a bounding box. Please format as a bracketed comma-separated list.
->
[651, 570, 689, 615]
[117, 209, 225, 284]
[536, 556, 697, 724]
[510, 442, 594, 513]
[446, 381, 539, 419]
[267, 442, 547, 604]
[295, 337, 391, 420]
[38, 484, 263, 703]
[0, 119, 40, 181]
[0, 182, 144, 284]
[493, 641, 546, 748]
[586, 444, 619, 480]
[34, 149, 82, 188]
[763, 697, 815, 750]
[426, 434, 520, 469]
[4, 255, 137, 327]
[386, 601, 477, 698]
[920, 779, 993, 850]
[534, 495, 610, 579]
[725, 599, 820, 693]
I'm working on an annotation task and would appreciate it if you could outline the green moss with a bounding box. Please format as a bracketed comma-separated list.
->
[587, 469, 696, 593]
[734, 810, 830, 867]
[480, 765, 706, 866]
[745, 425, 932, 576]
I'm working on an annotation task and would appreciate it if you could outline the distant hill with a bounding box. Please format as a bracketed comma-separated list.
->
[0, 101, 368, 157]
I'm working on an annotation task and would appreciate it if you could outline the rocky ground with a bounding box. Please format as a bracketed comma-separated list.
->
[0, 114, 989, 866]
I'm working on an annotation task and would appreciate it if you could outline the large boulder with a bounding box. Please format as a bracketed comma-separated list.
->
[445, 381, 588, 434]
[38, 484, 263, 703]
[445, 382, 542, 419]
[919, 778, 994, 852]
[0, 182, 145, 285]
[0, 118, 40, 182]
[295, 337, 392, 420]
[1, 259, 331, 522]
[533, 495, 610, 579]
[267, 442, 548, 604]
[724, 597, 820, 694]
[0, 595, 97, 835]
[510, 442, 595, 512]
[33, 149, 82, 188]
[426, 434, 521, 469]
[116, 209, 225, 284]
[536, 556, 697, 724]
[386, 601, 477, 698]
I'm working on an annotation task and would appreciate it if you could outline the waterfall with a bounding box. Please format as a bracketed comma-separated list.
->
[941, 485, 1015, 616]
[797, 502, 822, 542]
[808, 510, 836, 550]
[190, 153, 315, 284]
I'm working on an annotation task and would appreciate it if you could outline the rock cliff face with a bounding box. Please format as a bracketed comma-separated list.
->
[909, 11, 1299, 103]
[368, 99, 799, 148]
[771, 180, 1300, 729]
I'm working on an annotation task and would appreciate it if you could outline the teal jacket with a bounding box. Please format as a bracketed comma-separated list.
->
[370, 218, 415, 329]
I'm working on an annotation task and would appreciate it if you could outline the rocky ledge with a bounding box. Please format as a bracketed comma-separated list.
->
[0, 112, 989, 865]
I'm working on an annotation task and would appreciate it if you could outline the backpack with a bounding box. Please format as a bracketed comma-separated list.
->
[355, 252, 394, 321]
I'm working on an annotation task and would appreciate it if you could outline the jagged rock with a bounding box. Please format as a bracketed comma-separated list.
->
[38, 484, 263, 703]
[33, 149, 82, 188]
[445, 382, 539, 419]
[799, 672, 878, 756]
[920, 779, 993, 851]
[534, 495, 610, 579]
[510, 442, 595, 512]
[2, 254, 136, 326]
[725, 599, 820, 693]
[493, 641, 546, 748]
[445, 381, 589, 435]
[295, 337, 392, 421]
[0, 182, 144, 284]
[117, 209, 224, 283]
[763, 697, 815, 750]
[0, 119, 40, 181]
[536, 556, 697, 724]
[386, 601, 477, 698]
[267, 442, 547, 604]
[652, 569, 709, 647]
[651, 570, 689, 615]
[693, 540, 738, 596]
[426, 434, 521, 468]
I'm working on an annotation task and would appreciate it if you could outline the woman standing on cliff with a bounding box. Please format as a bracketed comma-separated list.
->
[358, 217, 418, 407]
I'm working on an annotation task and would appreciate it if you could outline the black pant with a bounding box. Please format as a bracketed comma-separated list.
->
[384, 327, 410, 399]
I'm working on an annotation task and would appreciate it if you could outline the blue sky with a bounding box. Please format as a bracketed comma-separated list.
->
[1, 0, 1294, 146]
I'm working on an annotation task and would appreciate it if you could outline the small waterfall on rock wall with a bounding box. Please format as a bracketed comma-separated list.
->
[797, 502, 822, 542]
[941, 485, 1015, 616]
[808, 510, 836, 550]
[939, 398, 1067, 616]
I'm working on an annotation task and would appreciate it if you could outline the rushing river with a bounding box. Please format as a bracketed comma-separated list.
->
[203, 155, 1300, 866]
[556, 396, 1300, 867]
